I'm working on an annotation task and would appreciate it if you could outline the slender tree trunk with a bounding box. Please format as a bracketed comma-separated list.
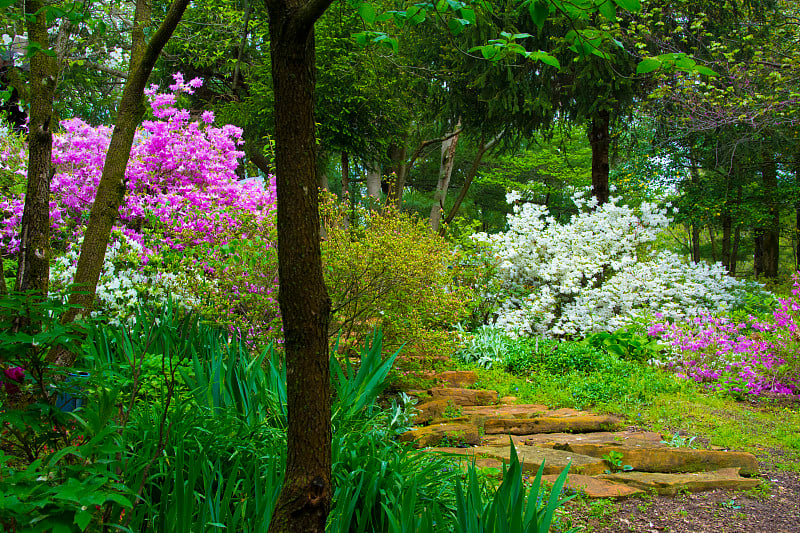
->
[754, 231, 764, 277]
[795, 153, 800, 271]
[366, 160, 381, 200]
[587, 109, 610, 206]
[441, 132, 503, 233]
[340, 151, 349, 200]
[60, 0, 190, 334]
[429, 122, 460, 231]
[265, 0, 335, 531]
[387, 143, 408, 210]
[691, 223, 701, 263]
[708, 226, 717, 263]
[731, 224, 741, 276]
[15, 0, 58, 296]
[232, 0, 252, 93]
[762, 151, 779, 278]
[721, 213, 732, 270]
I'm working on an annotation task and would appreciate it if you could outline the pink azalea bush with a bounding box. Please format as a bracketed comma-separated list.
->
[648, 276, 800, 398]
[0, 74, 281, 340]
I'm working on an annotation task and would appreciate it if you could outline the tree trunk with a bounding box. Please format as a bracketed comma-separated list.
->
[731, 224, 740, 276]
[691, 223, 701, 263]
[265, 0, 335, 531]
[708, 226, 717, 263]
[366, 160, 381, 201]
[15, 0, 58, 296]
[721, 213, 732, 270]
[754, 231, 764, 277]
[762, 152, 779, 278]
[796, 153, 800, 271]
[387, 143, 408, 210]
[340, 151, 349, 200]
[60, 0, 190, 332]
[441, 131, 503, 233]
[429, 122, 460, 231]
[587, 109, 610, 206]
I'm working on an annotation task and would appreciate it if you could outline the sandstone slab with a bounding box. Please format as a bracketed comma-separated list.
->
[600, 468, 761, 495]
[485, 414, 624, 435]
[542, 473, 644, 499]
[474, 445, 608, 476]
[413, 398, 451, 424]
[429, 387, 496, 406]
[523, 431, 664, 449]
[558, 443, 759, 476]
[398, 423, 480, 448]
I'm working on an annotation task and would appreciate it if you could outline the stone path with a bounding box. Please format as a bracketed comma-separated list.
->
[399, 371, 760, 499]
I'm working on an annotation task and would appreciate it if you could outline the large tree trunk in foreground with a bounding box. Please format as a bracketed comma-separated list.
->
[15, 0, 58, 296]
[59, 0, 190, 335]
[266, 0, 334, 531]
[587, 109, 610, 206]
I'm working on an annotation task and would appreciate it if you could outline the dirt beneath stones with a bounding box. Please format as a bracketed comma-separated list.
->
[563, 464, 800, 533]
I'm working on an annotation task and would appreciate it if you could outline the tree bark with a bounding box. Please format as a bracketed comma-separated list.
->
[366, 160, 381, 200]
[587, 109, 610, 206]
[387, 143, 408, 210]
[691, 223, 701, 263]
[15, 0, 58, 296]
[721, 212, 732, 270]
[340, 150, 349, 200]
[762, 151, 779, 278]
[265, 0, 335, 531]
[60, 0, 190, 331]
[441, 131, 503, 233]
[429, 121, 460, 232]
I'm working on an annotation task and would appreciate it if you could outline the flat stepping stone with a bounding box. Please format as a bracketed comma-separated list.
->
[460, 404, 550, 426]
[429, 387, 496, 406]
[477, 445, 607, 476]
[599, 468, 761, 495]
[398, 422, 480, 448]
[414, 398, 454, 424]
[485, 414, 624, 435]
[542, 473, 644, 499]
[558, 443, 759, 476]
[522, 430, 664, 448]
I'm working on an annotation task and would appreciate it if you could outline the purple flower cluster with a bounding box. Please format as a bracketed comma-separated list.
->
[0, 74, 281, 339]
[1, 366, 25, 395]
[648, 276, 800, 397]
[0, 73, 276, 261]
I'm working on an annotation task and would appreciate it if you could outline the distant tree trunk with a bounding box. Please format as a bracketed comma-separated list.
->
[691, 224, 701, 263]
[340, 151, 349, 200]
[721, 213, 732, 270]
[15, 0, 58, 296]
[441, 131, 503, 234]
[366, 160, 381, 201]
[265, 0, 334, 531]
[731, 224, 741, 276]
[429, 122, 460, 232]
[708, 226, 717, 263]
[754, 232, 764, 277]
[587, 109, 610, 206]
[60, 0, 190, 335]
[387, 143, 409, 210]
[795, 153, 800, 271]
[762, 152, 779, 278]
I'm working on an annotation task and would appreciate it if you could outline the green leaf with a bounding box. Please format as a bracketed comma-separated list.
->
[636, 58, 661, 74]
[0, 0, 16, 7]
[529, 0, 549, 31]
[460, 7, 476, 24]
[448, 18, 469, 36]
[74, 510, 92, 531]
[599, 0, 616, 20]
[614, 0, 641, 12]
[357, 3, 376, 23]
[694, 65, 718, 76]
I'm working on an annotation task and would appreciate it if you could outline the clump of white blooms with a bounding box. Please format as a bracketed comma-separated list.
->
[474, 190, 749, 338]
[51, 232, 205, 324]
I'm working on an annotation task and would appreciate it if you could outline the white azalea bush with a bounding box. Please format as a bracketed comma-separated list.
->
[51, 231, 206, 324]
[474, 190, 750, 338]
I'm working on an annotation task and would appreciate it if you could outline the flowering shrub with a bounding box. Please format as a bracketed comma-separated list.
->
[0, 74, 279, 334]
[321, 195, 471, 356]
[648, 276, 800, 397]
[475, 190, 749, 338]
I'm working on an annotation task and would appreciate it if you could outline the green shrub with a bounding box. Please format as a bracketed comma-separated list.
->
[321, 195, 472, 357]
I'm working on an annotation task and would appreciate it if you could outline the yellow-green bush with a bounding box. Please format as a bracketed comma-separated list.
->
[321, 195, 472, 358]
